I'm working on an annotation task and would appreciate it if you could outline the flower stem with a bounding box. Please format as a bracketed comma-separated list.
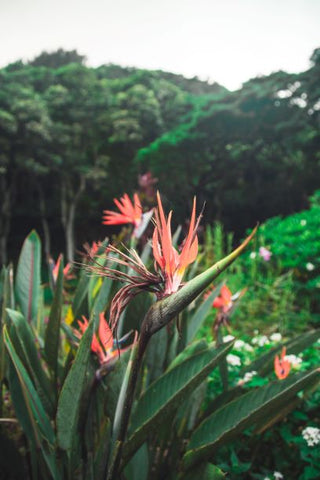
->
[106, 330, 150, 480]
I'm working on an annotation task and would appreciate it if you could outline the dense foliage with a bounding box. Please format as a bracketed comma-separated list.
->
[1, 197, 319, 479]
[1, 48, 319, 264]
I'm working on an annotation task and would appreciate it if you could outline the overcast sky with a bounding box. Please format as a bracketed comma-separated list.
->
[1, 0, 319, 90]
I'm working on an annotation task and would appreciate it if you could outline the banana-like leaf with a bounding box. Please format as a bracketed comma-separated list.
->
[93, 418, 111, 480]
[0, 266, 14, 382]
[6, 308, 55, 416]
[124, 443, 149, 480]
[183, 369, 320, 469]
[186, 285, 221, 345]
[56, 319, 94, 454]
[88, 276, 102, 312]
[91, 275, 113, 318]
[72, 269, 90, 320]
[104, 350, 131, 423]
[44, 255, 64, 387]
[146, 327, 169, 385]
[4, 327, 59, 478]
[15, 230, 41, 324]
[168, 339, 208, 371]
[123, 341, 234, 460]
[72, 239, 110, 320]
[181, 462, 225, 480]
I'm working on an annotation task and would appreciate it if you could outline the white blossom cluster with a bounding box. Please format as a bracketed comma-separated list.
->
[270, 332, 282, 342]
[252, 335, 270, 347]
[285, 354, 302, 368]
[264, 472, 283, 480]
[234, 339, 254, 352]
[242, 370, 257, 383]
[227, 354, 241, 366]
[302, 426, 320, 447]
[223, 335, 235, 343]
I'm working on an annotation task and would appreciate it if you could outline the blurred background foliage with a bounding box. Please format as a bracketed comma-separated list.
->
[1, 47, 320, 265]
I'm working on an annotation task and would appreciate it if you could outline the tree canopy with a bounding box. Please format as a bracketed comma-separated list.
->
[0, 48, 319, 263]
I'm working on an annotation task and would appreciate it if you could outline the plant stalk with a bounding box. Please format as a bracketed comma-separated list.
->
[107, 330, 150, 480]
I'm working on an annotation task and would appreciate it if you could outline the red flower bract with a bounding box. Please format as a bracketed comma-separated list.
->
[76, 312, 126, 365]
[212, 285, 233, 313]
[152, 192, 200, 295]
[102, 193, 142, 230]
[274, 347, 291, 380]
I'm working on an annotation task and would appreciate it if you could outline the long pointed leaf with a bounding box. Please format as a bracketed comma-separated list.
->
[45, 255, 64, 386]
[56, 319, 94, 453]
[186, 285, 221, 345]
[183, 369, 320, 469]
[123, 341, 234, 460]
[15, 230, 41, 324]
[6, 308, 54, 416]
[4, 327, 59, 478]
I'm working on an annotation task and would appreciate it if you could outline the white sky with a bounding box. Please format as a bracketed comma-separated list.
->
[1, 0, 319, 90]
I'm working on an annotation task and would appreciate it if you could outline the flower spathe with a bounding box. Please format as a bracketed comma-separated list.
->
[51, 254, 74, 283]
[102, 193, 153, 238]
[77, 312, 126, 365]
[152, 192, 200, 295]
[212, 285, 233, 313]
[212, 284, 246, 314]
[103, 193, 142, 228]
[274, 346, 291, 380]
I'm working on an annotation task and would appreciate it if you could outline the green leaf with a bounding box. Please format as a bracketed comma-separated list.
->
[145, 327, 169, 385]
[6, 308, 55, 416]
[123, 341, 234, 460]
[168, 339, 208, 371]
[45, 255, 64, 387]
[15, 230, 41, 324]
[183, 369, 320, 469]
[123, 443, 149, 480]
[72, 269, 90, 320]
[4, 327, 59, 478]
[186, 286, 221, 345]
[0, 266, 15, 382]
[181, 462, 225, 480]
[91, 275, 113, 318]
[56, 318, 94, 454]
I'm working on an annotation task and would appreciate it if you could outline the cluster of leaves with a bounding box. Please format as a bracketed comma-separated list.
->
[0, 49, 223, 264]
[137, 49, 320, 237]
[0, 225, 320, 480]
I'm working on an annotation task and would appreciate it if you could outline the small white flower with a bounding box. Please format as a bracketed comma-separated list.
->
[234, 339, 253, 352]
[270, 333, 282, 342]
[234, 339, 245, 349]
[274, 471, 284, 479]
[300, 219, 307, 226]
[227, 354, 241, 366]
[250, 251, 257, 259]
[264, 477, 271, 480]
[242, 371, 257, 383]
[252, 335, 270, 347]
[302, 426, 320, 447]
[223, 335, 235, 343]
[285, 354, 302, 368]
[306, 262, 315, 271]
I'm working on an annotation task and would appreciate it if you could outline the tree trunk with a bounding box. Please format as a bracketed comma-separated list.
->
[37, 183, 51, 258]
[61, 175, 86, 263]
[0, 177, 12, 266]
